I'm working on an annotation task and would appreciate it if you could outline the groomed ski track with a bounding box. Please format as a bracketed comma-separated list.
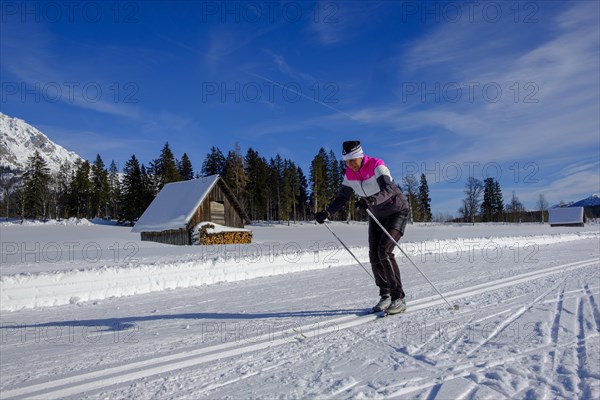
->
[2, 257, 598, 400]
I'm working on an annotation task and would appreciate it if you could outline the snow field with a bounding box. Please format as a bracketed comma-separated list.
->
[0, 221, 599, 398]
[5, 255, 592, 399]
[1, 221, 598, 311]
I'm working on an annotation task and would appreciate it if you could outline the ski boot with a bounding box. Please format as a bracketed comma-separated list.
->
[386, 298, 407, 315]
[370, 296, 391, 313]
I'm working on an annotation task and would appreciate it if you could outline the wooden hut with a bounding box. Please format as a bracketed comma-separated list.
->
[132, 175, 251, 245]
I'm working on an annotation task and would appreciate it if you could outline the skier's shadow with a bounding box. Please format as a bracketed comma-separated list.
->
[0, 309, 367, 332]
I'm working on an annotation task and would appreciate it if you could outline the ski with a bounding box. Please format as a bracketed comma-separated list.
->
[366, 306, 409, 317]
[378, 309, 408, 318]
[365, 308, 409, 318]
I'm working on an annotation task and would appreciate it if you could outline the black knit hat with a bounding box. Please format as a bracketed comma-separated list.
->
[342, 140, 363, 160]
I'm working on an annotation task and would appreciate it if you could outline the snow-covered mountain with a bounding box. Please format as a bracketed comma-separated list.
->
[570, 193, 600, 207]
[551, 193, 600, 208]
[0, 112, 83, 172]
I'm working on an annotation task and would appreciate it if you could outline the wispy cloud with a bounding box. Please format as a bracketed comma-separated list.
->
[262, 49, 316, 83]
[246, 71, 356, 120]
[353, 2, 599, 164]
[513, 164, 600, 206]
[307, 1, 382, 45]
[156, 34, 198, 53]
[204, 25, 276, 65]
[343, 2, 599, 211]
[1, 21, 142, 120]
[140, 112, 202, 137]
[559, 160, 600, 178]
[204, 28, 251, 64]
[38, 125, 153, 161]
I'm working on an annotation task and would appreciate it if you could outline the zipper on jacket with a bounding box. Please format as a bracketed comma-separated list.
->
[357, 166, 369, 198]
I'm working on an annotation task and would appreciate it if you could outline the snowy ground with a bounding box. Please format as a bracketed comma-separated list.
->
[1, 220, 599, 399]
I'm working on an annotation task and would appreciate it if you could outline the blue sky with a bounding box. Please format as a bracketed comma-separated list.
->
[1, 0, 599, 215]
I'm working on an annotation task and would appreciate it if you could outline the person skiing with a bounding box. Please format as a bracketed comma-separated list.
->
[315, 140, 410, 314]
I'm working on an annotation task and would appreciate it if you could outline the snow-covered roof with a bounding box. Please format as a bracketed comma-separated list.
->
[548, 207, 584, 224]
[131, 175, 220, 233]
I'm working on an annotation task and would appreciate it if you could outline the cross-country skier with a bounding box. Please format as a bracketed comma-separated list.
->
[315, 141, 410, 314]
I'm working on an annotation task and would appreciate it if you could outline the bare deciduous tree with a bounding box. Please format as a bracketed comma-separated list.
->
[460, 177, 483, 224]
[536, 193, 549, 223]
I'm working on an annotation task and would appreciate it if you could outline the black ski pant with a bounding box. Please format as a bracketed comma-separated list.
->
[368, 212, 408, 301]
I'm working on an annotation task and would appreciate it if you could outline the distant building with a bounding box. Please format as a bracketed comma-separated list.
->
[132, 175, 251, 245]
[548, 207, 584, 227]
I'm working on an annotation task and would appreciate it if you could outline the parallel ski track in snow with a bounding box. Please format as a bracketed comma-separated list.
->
[2, 257, 598, 399]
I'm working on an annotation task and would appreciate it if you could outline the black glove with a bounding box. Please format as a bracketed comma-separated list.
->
[355, 199, 368, 212]
[315, 210, 329, 224]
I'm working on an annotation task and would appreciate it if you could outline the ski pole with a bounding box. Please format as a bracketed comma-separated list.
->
[322, 222, 375, 281]
[366, 209, 459, 311]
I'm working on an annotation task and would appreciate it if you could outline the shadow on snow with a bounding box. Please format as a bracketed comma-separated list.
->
[0, 309, 367, 332]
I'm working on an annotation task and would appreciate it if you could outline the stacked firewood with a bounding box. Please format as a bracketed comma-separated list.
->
[197, 224, 252, 245]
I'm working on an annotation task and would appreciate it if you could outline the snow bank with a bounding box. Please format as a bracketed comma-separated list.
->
[399, 232, 599, 257]
[1, 231, 598, 311]
[0, 249, 355, 312]
[1, 218, 93, 227]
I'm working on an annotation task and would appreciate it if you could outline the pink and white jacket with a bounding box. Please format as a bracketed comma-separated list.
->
[327, 155, 408, 218]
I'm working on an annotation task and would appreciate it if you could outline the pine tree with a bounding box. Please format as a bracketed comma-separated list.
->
[178, 153, 194, 180]
[119, 155, 143, 225]
[481, 178, 504, 222]
[492, 180, 504, 221]
[281, 159, 294, 223]
[309, 148, 329, 214]
[481, 178, 495, 222]
[14, 185, 26, 221]
[244, 148, 269, 220]
[223, 143, 248, 210]
[296, 166, 309, 221]
[279, 159, 305, 223]
[267, 155, 284, 221]
[0, 168, 16, 219]
[418, 173, 432, 222]
[90, 154, 110, 218]
[140, 164, 157, 212]
[144, 161, 161, 199]
[108, 161, 121, 220]
[201, 146, 226, 176]
[327, 151, 341, 199]
[155, 142, 181, 189]
[68, 160, 92, 219]
[326, 150, 344, 220]
[22, 150, 51, 219]
[53, 161, 73, 219]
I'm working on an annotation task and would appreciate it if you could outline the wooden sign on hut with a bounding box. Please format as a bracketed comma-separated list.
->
[132, 175, 251, 245]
